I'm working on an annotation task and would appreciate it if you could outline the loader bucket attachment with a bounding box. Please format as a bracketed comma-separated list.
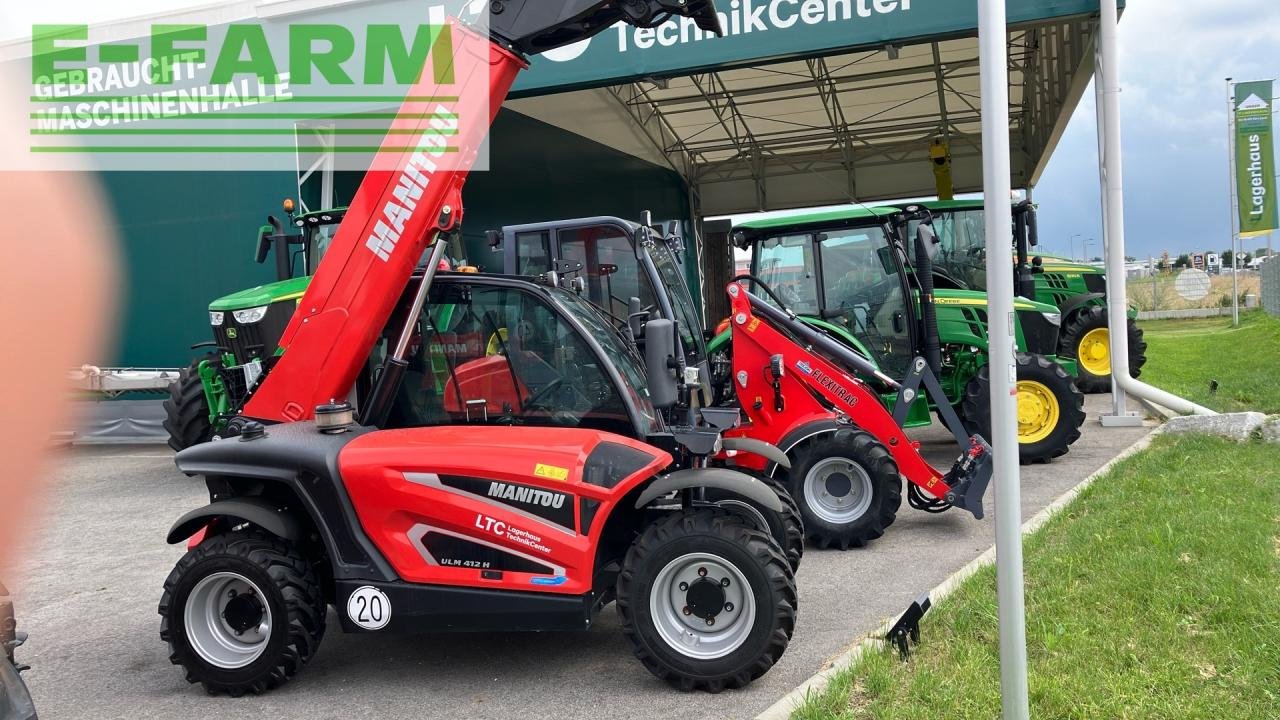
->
[941, 436, 993, 520]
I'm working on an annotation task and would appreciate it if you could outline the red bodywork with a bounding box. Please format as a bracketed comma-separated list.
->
[723, 282, 953, 499]
[338, 426, 669, 595]
[442, 355, 527, 416]
[245, 23, 526, 422]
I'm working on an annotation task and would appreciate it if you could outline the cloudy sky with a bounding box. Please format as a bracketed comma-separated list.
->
[1034, 0, 1280, 260]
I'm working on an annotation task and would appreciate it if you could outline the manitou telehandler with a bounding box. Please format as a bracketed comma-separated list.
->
[489, 214, 992, 549]
[723, 204, 1086, 464]
[896, 198, 1147, 393]
[160, 0, 802, 697]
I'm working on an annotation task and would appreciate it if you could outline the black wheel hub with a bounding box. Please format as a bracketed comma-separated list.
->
[685, 577, 728, 620]
[222, 592, 264, 635]
[825, 472, 853, 497]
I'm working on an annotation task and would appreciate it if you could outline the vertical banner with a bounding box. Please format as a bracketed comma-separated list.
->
[1235, 80, 1278, 237]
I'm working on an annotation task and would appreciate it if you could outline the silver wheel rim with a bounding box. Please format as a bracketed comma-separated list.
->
[649, 552, 756, 660]
[183, 571, 272, 669]
[803, 457, 874, 524]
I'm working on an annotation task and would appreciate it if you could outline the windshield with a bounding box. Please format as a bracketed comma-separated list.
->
[647, 239, 705, 364]
[552, 287, 659, 432]
[909, 209, 988, 290]
[754, 233, 819, 314]
[306, 221, 342, 275]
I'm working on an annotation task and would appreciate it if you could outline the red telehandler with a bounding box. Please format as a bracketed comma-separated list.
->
[158, 1, 802, 697]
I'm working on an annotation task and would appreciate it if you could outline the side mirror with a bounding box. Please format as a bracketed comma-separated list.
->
[731, 230, 750, 250]
[485, 229, 502, 251]
[627, 296, 648, 340]
[1026, 208, 1039, 247]
[645, 318, 678, 409]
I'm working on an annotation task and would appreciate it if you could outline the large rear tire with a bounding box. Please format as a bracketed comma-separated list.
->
[1058, 305, 1147, 393]
[162, 355, 217, 452]
[158, 531, 326, 696]
[703, 470, 804, 573]
[617, 509, 795, 693]
[787, 429, 901, 550]
[962, 354, 1085, 464]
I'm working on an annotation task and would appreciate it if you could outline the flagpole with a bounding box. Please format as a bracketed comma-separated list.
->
[1227, 78, 1240, 326]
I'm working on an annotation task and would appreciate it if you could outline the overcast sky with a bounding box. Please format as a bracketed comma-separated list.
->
[1035, 0, 1280, 260]
[4, 1, 1278, 259]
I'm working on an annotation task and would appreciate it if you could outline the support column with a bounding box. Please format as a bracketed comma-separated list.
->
[1096, 2, 1144, 427]
[978, 1, 1030, 718]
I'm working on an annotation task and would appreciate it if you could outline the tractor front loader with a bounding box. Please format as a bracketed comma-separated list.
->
[158, 0, 804, 697]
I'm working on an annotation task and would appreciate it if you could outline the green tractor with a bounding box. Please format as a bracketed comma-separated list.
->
[904, 198, 1147, 393]
[162, 202, 345, 450]
[717, 204, 1085, 464]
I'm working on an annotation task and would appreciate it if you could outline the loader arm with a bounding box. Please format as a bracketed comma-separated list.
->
[243, 1, 721, 422]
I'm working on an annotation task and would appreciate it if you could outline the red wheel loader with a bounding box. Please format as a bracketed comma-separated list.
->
[490, 215, 993, 549]
[159, 1, 801, 696]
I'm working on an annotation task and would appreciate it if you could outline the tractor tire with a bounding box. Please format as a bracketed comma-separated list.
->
[787, 429, 901, 550]
[703, 470, 804, 573]
[1058, 305, 1148, 393]
[159, 531, 326, 696]
[617, 509, 795, 693]
[962, 354, 1085, 465]
[162, 355, 217, 452]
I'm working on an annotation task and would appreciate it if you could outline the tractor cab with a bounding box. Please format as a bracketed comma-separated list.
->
[493, 216, 713, 405]
[254, 201, 348, 283]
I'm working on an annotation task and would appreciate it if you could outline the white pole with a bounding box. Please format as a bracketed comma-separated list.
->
[978, 1, 1030, 717]
[1227, 79, 1240, 326]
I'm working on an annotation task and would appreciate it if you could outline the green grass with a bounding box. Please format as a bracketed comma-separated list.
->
[1140, 310, 1280, 414]
[792, 434, 1280, 720]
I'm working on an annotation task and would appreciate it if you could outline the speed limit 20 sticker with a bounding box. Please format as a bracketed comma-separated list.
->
[346, 586, 391, 630]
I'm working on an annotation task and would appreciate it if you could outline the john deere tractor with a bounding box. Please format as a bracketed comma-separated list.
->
[719, 204, 1085, 465]
[162, 202, 345, 450]
[901, 198, 1147, 392]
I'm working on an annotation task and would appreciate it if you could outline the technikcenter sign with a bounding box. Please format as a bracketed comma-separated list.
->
[512, 0, 1110, 94]
[612, 0, 915, 52]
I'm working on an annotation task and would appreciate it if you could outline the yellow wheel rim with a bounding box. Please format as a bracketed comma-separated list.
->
[485, 327, 509, 356]
[1016, 380, 1060, 445]
[1077, 327, 1111, 376]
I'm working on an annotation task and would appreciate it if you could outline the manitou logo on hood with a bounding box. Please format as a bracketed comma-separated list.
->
[488, 482, 567, 509]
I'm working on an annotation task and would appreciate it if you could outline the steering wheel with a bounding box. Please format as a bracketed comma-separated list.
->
[523, 378, 564, 410]
[484, 327, 509, 356]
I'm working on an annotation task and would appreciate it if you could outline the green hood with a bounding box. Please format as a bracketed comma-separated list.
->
[1032, 256, 1103, 275]
[934, 288, 1058, 314]
[209, 275, 310, 312]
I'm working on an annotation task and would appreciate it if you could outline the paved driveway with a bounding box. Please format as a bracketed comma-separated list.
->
[10, 395, 1149, 720]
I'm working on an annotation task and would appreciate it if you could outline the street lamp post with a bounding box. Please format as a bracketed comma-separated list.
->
[1070, 233, 1082, 261]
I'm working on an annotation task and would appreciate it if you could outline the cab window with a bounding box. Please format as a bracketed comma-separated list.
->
[817, 227, 912, 378]
[557, 224, 657, 326]
[387, 284, 634, 436]
[514, 230, 552, 275]
[754, 233, 819, 315]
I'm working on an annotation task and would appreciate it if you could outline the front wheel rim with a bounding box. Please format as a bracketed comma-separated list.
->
[803, 457, 874, 524]
[649, 552, 757, 660]
[1077, 327, 1111, 376]
[1016, 380, 1061, 444]
[183, 571, 273, 669]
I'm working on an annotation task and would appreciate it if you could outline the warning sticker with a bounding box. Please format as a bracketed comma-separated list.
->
[533, 463, 570, 482]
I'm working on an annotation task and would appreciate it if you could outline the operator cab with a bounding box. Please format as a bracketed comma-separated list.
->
[494, 216, 713, 405]
[746, 217, 916, 380]
[254, 200, 348, 282]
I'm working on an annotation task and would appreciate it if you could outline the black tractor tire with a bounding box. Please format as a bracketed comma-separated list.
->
[162, 355, 217, 452]
[703, 470, 804, 573]
[962, 354, 1085, 465]
[786, 429, 901, 550]
[159, 531, 326, 696]
[617, 509, 796, 693]
[1058, 305, 1148, 393]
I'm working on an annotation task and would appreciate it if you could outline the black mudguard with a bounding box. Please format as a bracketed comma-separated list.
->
[634, 468, 784, 512]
